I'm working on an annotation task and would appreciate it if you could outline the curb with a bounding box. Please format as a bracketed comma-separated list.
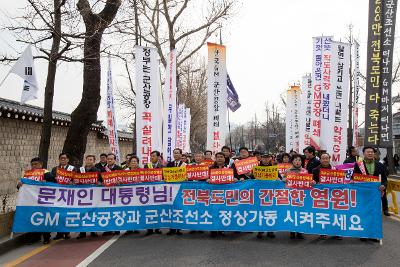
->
[0, 233, 29, 256]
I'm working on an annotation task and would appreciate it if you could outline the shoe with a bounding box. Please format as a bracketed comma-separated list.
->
[256, 232, 263, 239]
[114, 231, 120, 235]
[90, 232, 98, 237]
[43, 240, 50, 245]
[63, 234, 71, 240]
[166, 230, 176, 235]
[77, 233, 86, 239]
[319, 235, 327, 240]
[333, 236, 343, 240]
[267, 232, 276, 238]
[189, 231, 197, 234]
[210, 231, 218, 238]
[102, 232, 113, 236]
[53, 234, 63, 240]
[218, 231, 225, 236]
[369, 238, 380, 243]
[133, 230, 140, 234]
[290, 232, 296, 239]
[155, 229, 162, 234]
[296, 233, 305, 239]
[126, 231, 133, 235]
[198, 231, 204, 234]
[176, 230, 183, 236]
[384, 211, 391, 216]
[145, 230, 154, 236]
[360, 238, 367, 242]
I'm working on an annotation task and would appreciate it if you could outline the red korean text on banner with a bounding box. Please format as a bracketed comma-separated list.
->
[23, 169, 45, 182]
[277, 163, 291, 175]
[101, 169, 163, 187]
[319, 169, 346, 184]
[73, 172, 99, 185]
[56, 168, 75, 185]
[186, 165, 209, 181]
[353, 173, 380, 183]
[286, 173, 313, 189]
[234, 157, 259, 175]
[209, 168, 235, 184]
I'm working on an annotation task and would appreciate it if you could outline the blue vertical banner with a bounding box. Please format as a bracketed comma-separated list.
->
[13, 179, 382, 239]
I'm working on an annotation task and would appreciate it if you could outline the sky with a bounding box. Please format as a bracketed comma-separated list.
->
[0, 0, 400, 129]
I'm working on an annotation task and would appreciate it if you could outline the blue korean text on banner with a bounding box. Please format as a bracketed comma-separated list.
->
[13, 179, 382, 239]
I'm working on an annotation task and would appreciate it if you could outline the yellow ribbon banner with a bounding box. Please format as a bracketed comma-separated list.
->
[163, 166, 187, 182]
[253, 165, 278, 180]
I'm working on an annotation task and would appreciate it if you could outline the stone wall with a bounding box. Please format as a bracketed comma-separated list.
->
[0, 118, 133, 213]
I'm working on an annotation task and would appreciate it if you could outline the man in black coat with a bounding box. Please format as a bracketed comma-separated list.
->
[343, 146, 358, 164]
[303, 146, 320, 174]
[353, 146, 389, 216]
[95, 153, 108, 172]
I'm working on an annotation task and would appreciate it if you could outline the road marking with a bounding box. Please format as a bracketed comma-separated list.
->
[76, 233, 122, 267]
[3, 240, 60, 267]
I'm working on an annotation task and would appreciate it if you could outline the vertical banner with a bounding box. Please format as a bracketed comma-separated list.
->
[286, 88, 294, 152]
[292, 86, 301, 153]
[106, 56, 121, 163]
[364, 0, 383, 146]
[185, 108, 191, 153]
[380, 0, 397, 147]
[310, 37, 323, 150]
[320, 36, 333, 150]
[299, 74, 312, 152]
[181, 105, 188, 152]
[135, 46, 160, 165]
[352, 41, 360, 147]
[227, 74, 241, 112]
[207, 43, 227, 154]
[328, 42, 350, 166]
[176, 104, 185, 150]
[162, 50, 177, 162]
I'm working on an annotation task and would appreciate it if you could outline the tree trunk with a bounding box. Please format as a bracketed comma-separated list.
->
[62, 31, 103, 166]
[38, 0, 62, 168]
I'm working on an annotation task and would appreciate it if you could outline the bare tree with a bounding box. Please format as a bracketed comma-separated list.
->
[63, 0, 121, 165]
[1, 0, 82, 167]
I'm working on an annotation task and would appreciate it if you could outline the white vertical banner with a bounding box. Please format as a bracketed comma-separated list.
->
[327, 41, 350, 166]
[106, 56, 121, 163]
[135, 46, 160, 166]
[207, 43, 227, 154]
[185, 108, 191, 153]
[299, 74, 312, 152]
[292, 86, 301, 153]
[181, 106, 188, 152]
[310, 37, 323, 150]
[320, 36, 333, 150]
[176, 104, 185, 150]
[162, 50, 177, 162]
[352, 41, 360, 148]
[285, 88, 294, 152]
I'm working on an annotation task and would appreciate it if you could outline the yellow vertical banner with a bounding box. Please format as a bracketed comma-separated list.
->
[163, 166, 187, 182]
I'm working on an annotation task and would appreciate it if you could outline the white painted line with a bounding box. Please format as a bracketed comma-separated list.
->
[76, 233, 123, 267]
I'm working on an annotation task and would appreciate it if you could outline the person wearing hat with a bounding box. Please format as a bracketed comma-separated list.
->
[256, 153, 276, 239]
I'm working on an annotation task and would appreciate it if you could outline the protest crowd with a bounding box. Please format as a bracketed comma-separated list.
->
[19, 144, 388, 245]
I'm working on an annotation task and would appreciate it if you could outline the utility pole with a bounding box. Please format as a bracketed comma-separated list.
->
[347, 24, 354, 147]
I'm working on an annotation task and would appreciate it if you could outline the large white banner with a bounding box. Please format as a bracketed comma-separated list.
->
[352, 41, 360, 148]
[185, 108, 191, 153]
[286, 88, 294, 152]
[310, 37, 323, 150]
[327, 41, 350, 165]
[106, 56, 121, 163]
[320, 36, 333, 150]
[299, 74, 312, 152]
[176, 103, 185, 150]
[207, 43, 227, 154]
[162, 50, 177, 162]
[135, 46, 162, 166]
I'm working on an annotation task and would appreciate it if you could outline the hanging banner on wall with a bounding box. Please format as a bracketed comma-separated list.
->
[207, 43, 227, 154]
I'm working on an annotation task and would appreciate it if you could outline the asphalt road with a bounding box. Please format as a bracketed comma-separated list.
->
[88, 216, 400, 267]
